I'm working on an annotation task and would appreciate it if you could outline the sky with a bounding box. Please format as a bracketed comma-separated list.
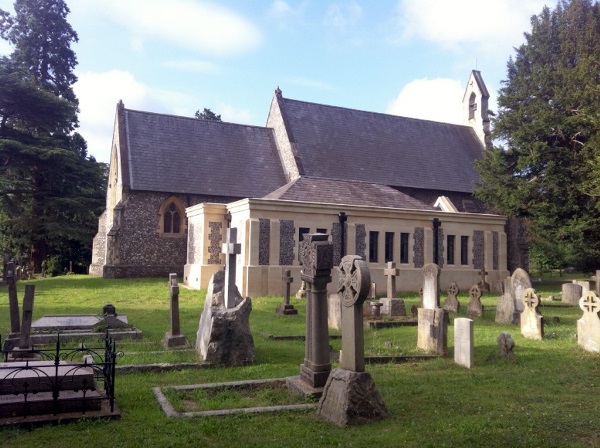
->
[0, 0, 553, 163]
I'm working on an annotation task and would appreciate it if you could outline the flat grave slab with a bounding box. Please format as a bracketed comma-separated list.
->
[32, 314, 129, 331]
[0, 360, 95, 394]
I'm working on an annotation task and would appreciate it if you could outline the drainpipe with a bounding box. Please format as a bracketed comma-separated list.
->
[338, 212, 347, 258]
[433, 218, 441, 265]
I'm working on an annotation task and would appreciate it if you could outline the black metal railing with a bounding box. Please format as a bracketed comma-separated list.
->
[0, 332, 123, 419]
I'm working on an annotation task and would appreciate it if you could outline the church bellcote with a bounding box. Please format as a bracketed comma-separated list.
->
[463, 70, 491, 148]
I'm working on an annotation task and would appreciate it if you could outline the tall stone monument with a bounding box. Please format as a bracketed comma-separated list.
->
[287, 234, 333, 396]
[577, 291, 600, 353]
[163, 273, 187, 348]
[318, 255, 387, 427]
[417, 263, 448, 355]
[520, 288, 544, 340]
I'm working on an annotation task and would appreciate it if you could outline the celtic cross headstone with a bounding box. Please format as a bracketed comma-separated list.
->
[467, 284, 483, 318]
[577, 291, 600, 353]
[443, 281, 460, 313]
[520, 287, 543, 340]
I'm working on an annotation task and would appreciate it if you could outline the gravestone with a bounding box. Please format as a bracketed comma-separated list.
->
[417, 263, 447, 355]
[454, 318, 473, 368]
[318, 255, 387, 427]
[466, 284, 484, 319]
[296, 279, 307, 299]
[222, 227, 242, 309]
[287, 234, 333, 395]
[478, 267, 490, 292]
[380, 262, 406, 317]
[573, 280, 590, 294]
[41, 260, 46, 278]
[6, 262, 20, 338]
[195, 270, 255, 366]
[495, 278, 517, 324]
[512, 268, 532, 313]
[368, 282, 377, 300]
[443, 282, 460, 314]
[370, 301, 383, 318]
[497, 332, 515, 361]
[276, 270, 298, 315]
[163, 273, 187, 348]
[562, 283, 582, 305]
[327, 293, 342, 330]
[520, 288, 544, 340]
[577, 291, 600, 353]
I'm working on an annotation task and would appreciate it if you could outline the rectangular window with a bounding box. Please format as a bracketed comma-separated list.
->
[461, 236, 469, 265]
[369, 231, 379, 263]
[400, 233, 409, 264]
[298, 227, 310, 261]
[447, 235, 455, 265]
[316, 228, 327, 234]
[385, 232, 394, 262]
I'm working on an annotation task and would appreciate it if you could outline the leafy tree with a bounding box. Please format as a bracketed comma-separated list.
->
[475, 0, 600, 271]
[0, 1, 106, 272]
[195, 108, 222, 121]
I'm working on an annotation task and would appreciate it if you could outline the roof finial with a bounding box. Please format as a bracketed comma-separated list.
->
[275, 86, 282, 97]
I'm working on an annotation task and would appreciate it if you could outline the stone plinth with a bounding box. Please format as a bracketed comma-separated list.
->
[562, 283, 583, 305]
[317, 368, 387, 427]
[417, 308, 448, 355]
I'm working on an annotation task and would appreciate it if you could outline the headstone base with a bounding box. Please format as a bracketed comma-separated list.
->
[162, 332, 188, 349]
[286, 375, 324, 399]
[276, 303, 298, 316]
[317, 368, 387, 427]
[379, 298, 407, 317]
[417, 308, 448, 356]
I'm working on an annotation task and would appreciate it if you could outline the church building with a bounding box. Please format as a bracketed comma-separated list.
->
[90, 71, 524, 294]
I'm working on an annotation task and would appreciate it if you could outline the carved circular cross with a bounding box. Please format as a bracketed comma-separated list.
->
[448, 282, 459, 297]
[469, 284, 481, 300]
[338, 255, 370, 307]
[522, 288, 539, 309]
[579, 291, 600, 314]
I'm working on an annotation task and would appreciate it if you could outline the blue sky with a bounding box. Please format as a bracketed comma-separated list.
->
[0, 0, 552, 163]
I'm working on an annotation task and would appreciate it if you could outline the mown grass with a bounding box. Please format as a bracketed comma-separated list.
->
[0, 275, 599, 448]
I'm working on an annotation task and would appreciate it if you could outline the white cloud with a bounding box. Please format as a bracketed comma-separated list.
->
[286, 76, 333, 91]
[76, 0, 261, 56]
[268, 0, 308, 29]
[73, 70, 195, 162]
[393, 0, 549, 55]
[386, 78, 464, 124]
[162, 59, 221, 75]
[325, 1, 362, 32]
[216, 102, 255, 125]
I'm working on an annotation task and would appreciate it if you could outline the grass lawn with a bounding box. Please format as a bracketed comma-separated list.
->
[1, 275, 600, 448]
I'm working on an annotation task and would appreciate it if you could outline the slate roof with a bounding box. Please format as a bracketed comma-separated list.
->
[278, 97, 484, 194]
[120, 109, 286, 197]
[263, 176, 436, 210]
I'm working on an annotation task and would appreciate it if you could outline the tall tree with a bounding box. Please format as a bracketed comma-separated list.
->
[0, 1, 106, 272]
[195, 108, 222, 121]
[475, 0, 600, 271]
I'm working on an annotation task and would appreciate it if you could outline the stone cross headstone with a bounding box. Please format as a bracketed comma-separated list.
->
[520, 288, 544, 340]
[478, 267, 490, 292]
[163, 273, 187, 348]
[421, 263, 440, 309]
[384, 261, 398, 298]
[337, 255, 371, 372]
[276, 270, 298, 315]
[19, 284, 35, 350]
[318, 254, 387, 427]
[222, 227, 241, 309]
[454, 317, 474, 368]
[6, 262, 20, 337]
[467, 284, 484, 318]
[443, 281, 460, 313]
[577, 291, 600, 353]
[294, 233, 333, 390]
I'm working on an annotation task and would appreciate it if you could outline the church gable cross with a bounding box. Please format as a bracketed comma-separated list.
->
[222, 227, 241, 308]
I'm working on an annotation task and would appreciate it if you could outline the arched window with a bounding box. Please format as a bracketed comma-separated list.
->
[469, 92, 477, 120]
[159, 197, 185, 237]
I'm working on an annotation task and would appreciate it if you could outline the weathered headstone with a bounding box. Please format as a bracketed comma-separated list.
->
[520, 288, 544, 340]
[495, 277, 517, 324]
[380, 261, 406, 317]
[512, 268, 532, 312]
[163, 273, 187, 348]
[276, 270, 298, 315]
[296, 278, 307, 299]
[6, 262, 20, 338]
[562, 283, 583, 305]
[577, 291, 600, 353]
[454, 317, 473, 368]
[417, 263, 447, 355]
[497, 332, 515, 360]
[368, 282, 377, 300]
[287, 234, 333, 394]
[318, 255, 387, 427]
[466, 284, 484, 319]
[222, 227, 241, 309]
[573, 280, 590, 295]
[195, 270, 255, 366]
[18, 285, 35, 350]
[443, 282, 460, 313]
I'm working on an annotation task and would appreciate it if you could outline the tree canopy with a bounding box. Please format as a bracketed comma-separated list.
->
[0, 0, 106, 272]
[475, 0, 600, 271]
[195, 108, 222, 121]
